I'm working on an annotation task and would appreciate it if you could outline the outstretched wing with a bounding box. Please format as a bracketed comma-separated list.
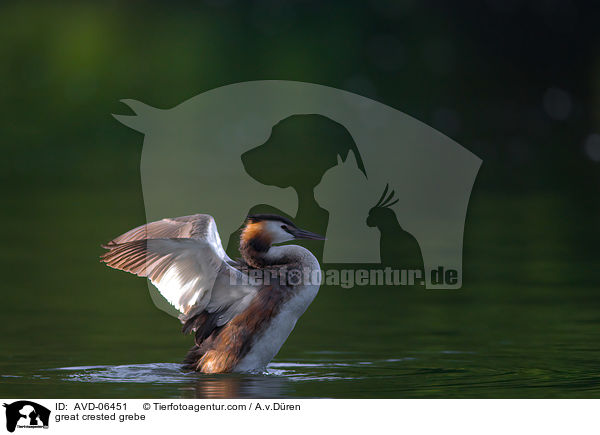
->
[100, 214, 256, 327]
[104, 214, 228, 259]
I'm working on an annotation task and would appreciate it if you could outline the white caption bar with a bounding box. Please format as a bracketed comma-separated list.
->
[1, 399, 597, 435]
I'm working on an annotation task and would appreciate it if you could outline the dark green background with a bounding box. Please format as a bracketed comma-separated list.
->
[1, 1, 599, 398]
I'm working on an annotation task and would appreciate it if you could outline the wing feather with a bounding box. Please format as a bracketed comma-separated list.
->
[101, 215, 256, 327]
[105, 214, 228, 259]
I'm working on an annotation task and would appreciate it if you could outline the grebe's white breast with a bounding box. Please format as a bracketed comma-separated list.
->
[234, 245, 321, 372]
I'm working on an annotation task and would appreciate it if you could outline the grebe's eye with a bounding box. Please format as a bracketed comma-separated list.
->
[281, 225, 288, 231]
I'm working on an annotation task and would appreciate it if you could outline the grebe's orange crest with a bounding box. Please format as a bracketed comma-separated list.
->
[241, 221, 272, 246]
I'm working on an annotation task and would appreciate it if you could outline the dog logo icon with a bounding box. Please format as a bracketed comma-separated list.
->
[3, 401, 50, 432]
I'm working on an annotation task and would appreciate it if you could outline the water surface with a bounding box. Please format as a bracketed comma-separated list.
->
[1, 193, 599, 398]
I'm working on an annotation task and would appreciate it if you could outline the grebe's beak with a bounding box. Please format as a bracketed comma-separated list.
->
[292, 227, 326, 240]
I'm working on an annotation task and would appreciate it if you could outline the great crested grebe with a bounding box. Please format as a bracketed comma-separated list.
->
[100, 213, 325, 373]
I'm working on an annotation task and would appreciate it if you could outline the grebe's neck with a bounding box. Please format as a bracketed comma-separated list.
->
[240, 238, 273, 268]
[240, 222, 276, 268]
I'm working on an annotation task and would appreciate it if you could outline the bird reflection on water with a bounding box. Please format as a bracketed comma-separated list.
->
[183, 373, 290, 399]
[54, 363, 291, 399]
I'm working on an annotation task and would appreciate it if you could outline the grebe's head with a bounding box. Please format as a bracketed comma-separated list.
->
[242, 214, 325, 248]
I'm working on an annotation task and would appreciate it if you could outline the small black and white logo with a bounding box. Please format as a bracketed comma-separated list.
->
[3, 401, 50, 433]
